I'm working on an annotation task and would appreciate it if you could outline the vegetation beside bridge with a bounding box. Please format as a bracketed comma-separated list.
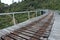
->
[0, 0, 60, 29]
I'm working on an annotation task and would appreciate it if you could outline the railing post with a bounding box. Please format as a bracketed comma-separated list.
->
[40, 11, 41, 15]
[28, 11, 30, 19]
[36, 11, 37, 17]
[13, 13, 16, 25]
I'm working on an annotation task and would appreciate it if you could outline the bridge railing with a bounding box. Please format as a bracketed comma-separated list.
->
[0, 10, 44, 29]
[0, 11, 49, 38]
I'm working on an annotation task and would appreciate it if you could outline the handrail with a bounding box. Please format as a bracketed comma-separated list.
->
[0, 10, 41, 25]
[0, 12, 49, 37]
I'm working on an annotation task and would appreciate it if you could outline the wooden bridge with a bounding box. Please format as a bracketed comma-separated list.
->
[0, 10, 54, 40]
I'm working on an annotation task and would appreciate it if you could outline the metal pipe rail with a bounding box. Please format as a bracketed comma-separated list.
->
[0, 10, 41, 25]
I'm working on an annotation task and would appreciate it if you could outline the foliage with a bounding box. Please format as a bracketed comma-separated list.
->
[0, 0, 60, 29]
[0, 0, 60, 12]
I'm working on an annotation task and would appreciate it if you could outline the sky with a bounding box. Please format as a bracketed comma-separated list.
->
[1, 0, 22, 5]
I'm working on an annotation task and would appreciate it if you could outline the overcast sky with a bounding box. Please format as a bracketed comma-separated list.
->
[1, 0, 22, 5]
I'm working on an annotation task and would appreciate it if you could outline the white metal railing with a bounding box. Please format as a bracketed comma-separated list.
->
[0, 12, 49, 37]
[0, 10, 41, 25]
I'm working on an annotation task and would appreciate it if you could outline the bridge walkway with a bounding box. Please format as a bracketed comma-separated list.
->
[0, 10, 54, 40]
